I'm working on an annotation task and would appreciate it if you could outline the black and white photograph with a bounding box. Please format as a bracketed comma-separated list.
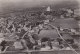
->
[0, 0, 80, 54]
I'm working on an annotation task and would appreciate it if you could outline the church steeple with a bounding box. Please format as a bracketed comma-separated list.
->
[46, 6, 51, 11]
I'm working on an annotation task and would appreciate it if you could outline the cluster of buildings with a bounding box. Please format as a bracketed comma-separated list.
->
[0, 6, 80, 54]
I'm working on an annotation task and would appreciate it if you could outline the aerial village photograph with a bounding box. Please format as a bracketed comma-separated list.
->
[0, 0, 80, 54]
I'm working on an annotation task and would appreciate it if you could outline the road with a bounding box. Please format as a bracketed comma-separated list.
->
[48, 24, 79, 54]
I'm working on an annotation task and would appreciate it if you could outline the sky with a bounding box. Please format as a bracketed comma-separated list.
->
[0, 0, 79, 13]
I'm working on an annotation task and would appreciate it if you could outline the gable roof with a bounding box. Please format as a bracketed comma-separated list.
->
[38, 29, 59, 39]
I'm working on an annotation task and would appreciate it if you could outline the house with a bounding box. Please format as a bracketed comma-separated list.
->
[38, 29, 59, 39]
